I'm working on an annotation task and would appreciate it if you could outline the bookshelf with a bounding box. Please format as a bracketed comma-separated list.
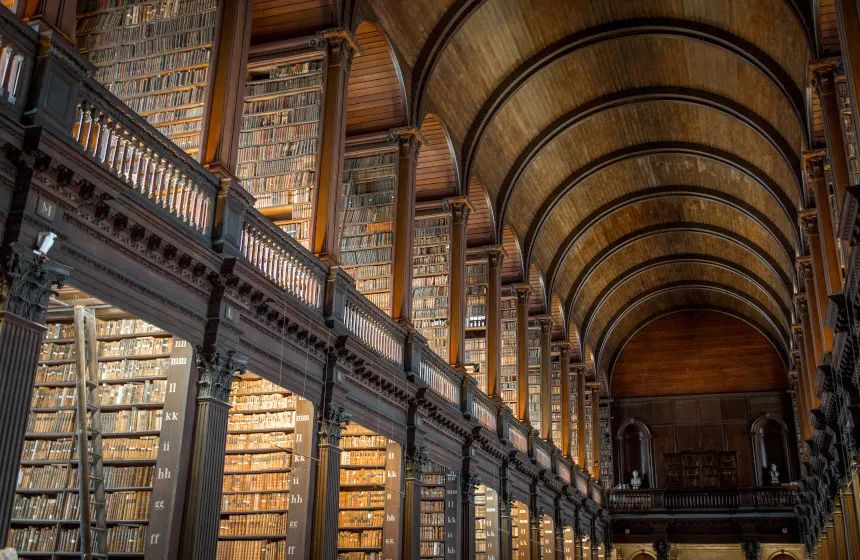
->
[540, 515, 554, 558]
[527, 325, 541, 433]
[8, 289, 193, 558]
[237, 57, 324, 248]
[419, 462, 457, 559]
[664, 451, 738, 489]
[75, 0, 218, 157]
[563, 526, 575, 559]
[584, 391, 593, 474]
[464, 260, 488, 393]
[339, 151, 397, 313]
[217, 373, 315, 559]
[337, 424, 402, 560]
[475, 485, 499, 560]
[511, 500, 529, 560]
[500, 296, 518, 411]
[412, 214, 452, 358]
[550, 354, 562, 445]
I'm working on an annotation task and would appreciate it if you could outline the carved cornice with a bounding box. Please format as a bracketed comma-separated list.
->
[799, 208, 819, 234]
[796, 256, 814, 278]
[462, 472, 479, 497]
[309, 27, 361, 74]
[405, 446, 429, 477]
[0, 243, 71, 324]
[535, 314, 552, 333]
[449, 196, 473, 225]
[513, 282, 533, 303]
[195, 348, 247, 405]
[387, 126, 425, 160]
[319, 405, 352, 446]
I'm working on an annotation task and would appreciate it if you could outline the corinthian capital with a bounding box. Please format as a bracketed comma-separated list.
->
[0, 243, 71, 324]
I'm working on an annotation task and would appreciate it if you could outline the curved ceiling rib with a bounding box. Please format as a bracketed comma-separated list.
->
[544, 184, 798, 299]
[518, 142, 799, 268]
[563, 222, 795, 317]
[594, 283, 791, 374]
[459, 17, 808, 181]
[579, 255, 792, 348]
[494, 88, 800, 229]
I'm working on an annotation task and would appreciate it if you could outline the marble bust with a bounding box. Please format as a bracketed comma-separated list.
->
[630, 470, 642, 489]
[769, 463, 780, 485]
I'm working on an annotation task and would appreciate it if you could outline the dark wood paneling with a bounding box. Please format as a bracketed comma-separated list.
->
[416, 114, 457, 201]
[612, 310, 786, 398]
[466, 178, 494, 247]
[252, 0, 335, 43]
[346, 22, 406, 135]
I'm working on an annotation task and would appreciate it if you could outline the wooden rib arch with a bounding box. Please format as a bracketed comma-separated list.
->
[563, 222, 796, 323]
[494, 87, 801, 224]
[460, 17, 808, 181]
[416, 113, 461, 200]
[594, 283, 791, 374]
[580, 256, 792, 353]
[518, 142, 799, 270]
[544, 184, 798, 301]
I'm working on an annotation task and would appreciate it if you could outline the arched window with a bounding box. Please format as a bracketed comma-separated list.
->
[751, 414, 792, 486]
[616, 418, 654, 489]
[630, 553, 655, 560]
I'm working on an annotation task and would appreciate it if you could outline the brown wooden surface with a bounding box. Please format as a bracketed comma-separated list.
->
[252, 0, 335, 43]
[416, 114, 458, 200]
[467, 178, 495, 247]
[612, 310, 787, 399]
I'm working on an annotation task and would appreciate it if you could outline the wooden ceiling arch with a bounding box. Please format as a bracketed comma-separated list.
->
[583, 262, 791, 356]
[500, 224, 524, 285]
[542, 182, 798, 300]
[596, 285, 791, 376]
[415, 113, 460, 200]
[579, 255, 792, 351]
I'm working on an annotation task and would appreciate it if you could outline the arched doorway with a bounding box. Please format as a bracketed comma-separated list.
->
[616, 418, 654, 488]
[751, 414, 792, 486]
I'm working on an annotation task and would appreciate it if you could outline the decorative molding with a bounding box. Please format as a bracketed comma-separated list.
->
[319, 405, 352, 446]
[195, 347, 247, 404]
[0, 243, 71, 324]
[405, 446, 429, 478]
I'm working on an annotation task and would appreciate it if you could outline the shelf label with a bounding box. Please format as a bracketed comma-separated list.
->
[381, 441, 402, 560]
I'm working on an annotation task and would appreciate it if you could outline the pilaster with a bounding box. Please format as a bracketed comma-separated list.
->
[486, 247, 504, 399]
[390, 127, 422, 324]
[514, 283, 532, 423]
[557, 343, 572, 459]
[590, 384, 601, 480]
[403, 444, 428, 560]
[461, 472, 479, 559]
[449, 196, 472, 368]
[804, 152, 843, 300]
[575, 365, 588, 473]
[812, 62, 853, 209]
[537, 315, 552, 442]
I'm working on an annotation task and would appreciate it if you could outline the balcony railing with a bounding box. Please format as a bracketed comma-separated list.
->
[343, 289, 404, 366]
[240, 216, 325, 310]
[471, 391, 497, 432]
[418, 347, 461, 404]
[608, 486, 798, 512]
[0, 7, 35, 117]
[508, 422, 529, 453]
[534, 440, 552, 469]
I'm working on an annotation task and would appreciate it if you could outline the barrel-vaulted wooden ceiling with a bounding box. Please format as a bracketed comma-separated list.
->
[252, 0, 819, 386]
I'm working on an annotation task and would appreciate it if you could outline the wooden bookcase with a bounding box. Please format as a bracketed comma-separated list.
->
[464, 259, 489, 393]
[527, 325, 541, 433]
[419, 462, 457, 559]
[563, 526, 575, 559]
[500, 295, 518, 411]
[540, 515, 554, 558]
[217, 374, 315, 559]
[550, 353, 562, 445]
[8, 290, 192, 558]
[663, 451, 739, 488]
[412, 212, 452, 359]
[337, 424, 401, 560]
[75, 0, 217, 157]
[339, 150, 397, 314]
[474, 485, 499, 560]
[511, 500, 529, 560]
[238, 56, 324, 249]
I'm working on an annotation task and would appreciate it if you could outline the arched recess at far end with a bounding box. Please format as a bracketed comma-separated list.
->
[611, 310, 787, 399]
[416, 113, 460, 201]
[751, 414, 793, 485]
[345, 21, 407, 136]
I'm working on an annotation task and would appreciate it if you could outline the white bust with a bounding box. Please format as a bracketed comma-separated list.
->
[630, 470, 642, 489]
[769, 463, 780, 485]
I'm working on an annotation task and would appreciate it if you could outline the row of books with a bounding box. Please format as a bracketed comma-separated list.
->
[219, 513, 288, 536]
[216, 539, 286, 560]
[224, 451, 291, 473]
[338, 529, 382, 547]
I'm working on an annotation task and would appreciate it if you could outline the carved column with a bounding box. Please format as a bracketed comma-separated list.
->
[311, 402, 351, 560]
[836, 0, 860, 140]
[843, 483, 860, 560]
[574, 511, 584, 560]
[514, 283, 532, 423]
[529, 498, 541, 560]
[462, 473, 479, 559]
[487, 247, 504, 399]
[0, 243, 69, 539]
[795, 295, 821, 410]
[554, 500, 564, 560]
[591, 385, 601, 480]
[799, 218, 833, 356]
[558, 343, 572, 458]
[590, 526, 599, 560]
[391, 127, 422, 324]
[449, 197, 472, 368]
[804, 152, 843, 297]
[198, 0, 252, 175]
[538, 315, 552, 442]
[179, 348, 247, 560]
[403, 446, 427, 560]
[792, 325, 813, 439]
[499, 486, 513, 560]
[813, 64, 853, 209]
[311, 29, 358, 263]
[797, 256, 825, 365]
[742, 541, 761, 560]
[575, 365, 588, 472]
[652, 539, 671, 560]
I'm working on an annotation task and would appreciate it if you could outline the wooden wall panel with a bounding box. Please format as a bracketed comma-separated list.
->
[252, 0, 335, 43]
[416, 115, 457, 201]
[612, 310, 787, 399]
[346, 22, 406, 135]
[466, 178, 494, 247]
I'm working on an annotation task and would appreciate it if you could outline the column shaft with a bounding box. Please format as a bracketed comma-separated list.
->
[836, 0, 860, 141]
[576, 368, 588, 473]
[515, 284, 532, 423]
[806, 153, 843, 297]
[559, 344, 572, 458]
[814, 66, 853, 207]
[591, 386, 601, 480]
[402, 448, 426, 560]
[391, 129, 421, 323]
[539, 316, 552, 441]
[487, 248, 504, 399]
[449, 198, 471, 367]
[310, 405, 351, 560]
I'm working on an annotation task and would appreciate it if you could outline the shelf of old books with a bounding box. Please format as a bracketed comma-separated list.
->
[550, 353, 562, 446]
[7, 286, 193, 559]
[527, 325, 541, 433]
[474, 484, 499, 560]
[75, 0, 218, 156]
[540, 514, 554, 558]
[563, 526, 575, 559]
[464, 259, 488, 393]
[338, 150, 397, 314]
[217, 373, 315, 560]
[511, 500, 529, 560]
[337, 424, 401, 560]
[500, 295, 518, 412]
[412, 212, 452, 358]
[419, 462, 457, 559]
[584, 391, 593, 475]
[237, 56, 324, 248]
